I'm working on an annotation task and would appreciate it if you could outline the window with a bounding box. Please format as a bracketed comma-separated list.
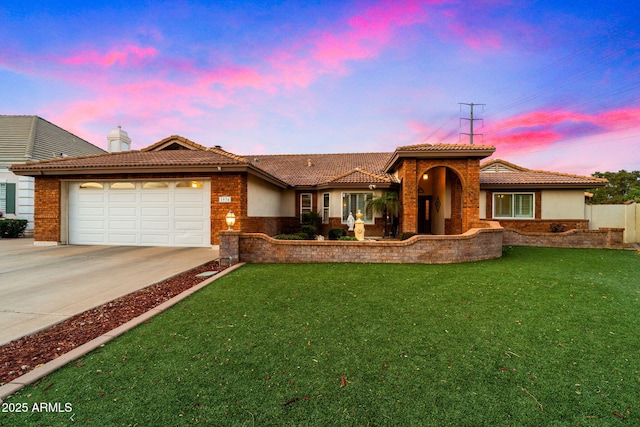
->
[176, 181, 203, 189]
[79, 182, 103, 189]
[143, 182, 169, 189]
[0, 183, 16, 214]
[322, 193, 330, 224]
[300, 193, 312, 221]
[342, 192, 374, 224]
[110, 182, 135, 189]
[493, 193, 534, 218]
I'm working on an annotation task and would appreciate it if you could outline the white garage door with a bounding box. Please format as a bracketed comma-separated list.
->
[69, 180, 210, 247]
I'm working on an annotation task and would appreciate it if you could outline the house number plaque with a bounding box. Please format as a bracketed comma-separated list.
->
[218, 196, 232, 203]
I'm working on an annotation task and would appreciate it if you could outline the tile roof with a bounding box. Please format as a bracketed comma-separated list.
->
[141, 135, 210, 152]
[396, 143, 496, 152]
[10, 148, 248, 171]
[9, 137, 605, 189]
[248, 152, 397, 186]
[480, 159, 607, 188]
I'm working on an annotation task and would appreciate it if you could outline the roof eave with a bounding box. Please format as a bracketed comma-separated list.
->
[384, 148, 496, 172]
[480, 182, 608, 190]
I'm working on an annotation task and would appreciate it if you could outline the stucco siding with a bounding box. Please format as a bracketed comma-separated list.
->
[541, 190, 585, 219]
[247, 175, 285, 217]
[479, 190, 487, 219]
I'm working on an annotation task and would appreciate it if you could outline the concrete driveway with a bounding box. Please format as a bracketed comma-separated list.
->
[0, 238, 218, 345]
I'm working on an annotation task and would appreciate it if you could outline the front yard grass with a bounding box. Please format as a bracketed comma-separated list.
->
[2, 246, 639, 426]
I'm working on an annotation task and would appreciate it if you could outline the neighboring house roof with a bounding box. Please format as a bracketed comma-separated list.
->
[0, 115, 105, 167]
[480, 159, 608, 189]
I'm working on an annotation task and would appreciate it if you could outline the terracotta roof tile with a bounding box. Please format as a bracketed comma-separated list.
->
[480, 159, 607, 188]
[396, 143, 496, 151]
[248, 152, 397, 186]
[10, 149, 247, 171]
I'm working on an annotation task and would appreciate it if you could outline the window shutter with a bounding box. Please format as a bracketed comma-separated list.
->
[6, 183, 16, 214]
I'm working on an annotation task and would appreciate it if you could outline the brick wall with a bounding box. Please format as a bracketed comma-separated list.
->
[499, 220, 589, 233]
[503, 227, 624, 249]
[396, 158, 481, 235]
[33, 177, 61, 242]
[236, 223, 504, 264]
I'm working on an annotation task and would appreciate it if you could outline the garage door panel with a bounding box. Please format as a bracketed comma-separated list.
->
[141, 193, 170, 202]
[142, 221, 170, 231]
[175, 220, 206, 231]
[78, 207, 105, 216]
[76, 233, 107, 244]
[140, 234, 170, 244]
[109, 220, 137, 230]
[175, 207, 205, 216]
[175, 192, 205, 202]
[109, 234, 139, 244]
[69, 180, 210, 247]
[78, 193, 105, 203]
[109, 207, 138, 216]
[142, 207, 171, 216]
[109, 193, 137, 203]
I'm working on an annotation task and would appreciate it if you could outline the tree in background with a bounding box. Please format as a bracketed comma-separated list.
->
[589, 170, 640, 204]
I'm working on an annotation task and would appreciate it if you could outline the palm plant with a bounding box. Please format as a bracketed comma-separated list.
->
[365, 191, 402, 238]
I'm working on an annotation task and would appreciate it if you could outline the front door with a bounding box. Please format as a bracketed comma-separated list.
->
[418, 196, 431, 234]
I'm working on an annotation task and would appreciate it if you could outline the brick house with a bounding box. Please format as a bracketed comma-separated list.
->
[9, 135, 606, 247]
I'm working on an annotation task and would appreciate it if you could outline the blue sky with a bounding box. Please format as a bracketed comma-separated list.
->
[1, 0, 638, 175]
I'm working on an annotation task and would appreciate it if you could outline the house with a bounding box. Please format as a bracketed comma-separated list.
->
[9, 134, 607, 248]
[0, 116, 106, 231]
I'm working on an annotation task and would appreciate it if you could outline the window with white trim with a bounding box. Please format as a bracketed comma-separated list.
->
[342, 192, 374, 224]
[0, 183, 16, 214]
[493, 193, 534, 218]
[322, 193, 330, 224]
[300, 193, 313, 221]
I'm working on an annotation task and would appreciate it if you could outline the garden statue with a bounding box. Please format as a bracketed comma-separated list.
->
[347, 212, 355, 231]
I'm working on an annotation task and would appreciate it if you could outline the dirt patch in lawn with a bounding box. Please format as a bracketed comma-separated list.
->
[0, 260, 224, 386]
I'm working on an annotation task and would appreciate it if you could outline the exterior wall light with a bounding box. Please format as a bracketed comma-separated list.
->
[423, 173, 429, 180]
[225, 210, 236, 230]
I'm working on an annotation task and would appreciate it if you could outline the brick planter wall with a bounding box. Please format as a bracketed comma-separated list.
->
[503, 228, 624, 249]
[235, 222, 504, 264]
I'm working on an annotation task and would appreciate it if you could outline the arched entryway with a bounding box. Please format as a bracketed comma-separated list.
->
[417, 167, 463, 235]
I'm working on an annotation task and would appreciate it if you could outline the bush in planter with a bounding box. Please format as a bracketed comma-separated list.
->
[301, 224, 316, 240]
[273, 234, 305, 240]
[339, 236, 358, 241]
[0, 219, 28, 238]
[328, 228, 347, 240]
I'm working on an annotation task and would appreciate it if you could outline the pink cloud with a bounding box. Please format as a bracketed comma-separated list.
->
[60, 45, 157, 67]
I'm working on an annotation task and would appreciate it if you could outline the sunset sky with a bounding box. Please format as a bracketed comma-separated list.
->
[1, 0, 638, 175]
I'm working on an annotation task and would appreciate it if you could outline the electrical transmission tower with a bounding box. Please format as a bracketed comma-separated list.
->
[459, 102, 485, 145]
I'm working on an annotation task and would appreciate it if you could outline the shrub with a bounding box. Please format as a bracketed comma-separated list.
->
[301, 224, 316, 239]
[400, 232, 417, 241]
[339, 236, 358, 241]
[273, 234, 305, 240]
[0, 219, 28, 238]
[328, 228, 347, 240]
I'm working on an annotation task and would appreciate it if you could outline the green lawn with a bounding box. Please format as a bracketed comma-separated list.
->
[3, 247, 639, 426]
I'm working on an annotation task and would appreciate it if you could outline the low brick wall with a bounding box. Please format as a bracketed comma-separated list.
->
[233, 222, 504, 264]
[503, 227, 624, 249]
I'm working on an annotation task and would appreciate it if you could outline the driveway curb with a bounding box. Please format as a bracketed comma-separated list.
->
[0, 262, 245, 401]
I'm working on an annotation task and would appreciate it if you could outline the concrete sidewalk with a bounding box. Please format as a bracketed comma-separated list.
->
[0, 238, 218, 345]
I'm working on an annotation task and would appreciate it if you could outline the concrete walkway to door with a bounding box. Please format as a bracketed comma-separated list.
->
[0, 238, 218, 345]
